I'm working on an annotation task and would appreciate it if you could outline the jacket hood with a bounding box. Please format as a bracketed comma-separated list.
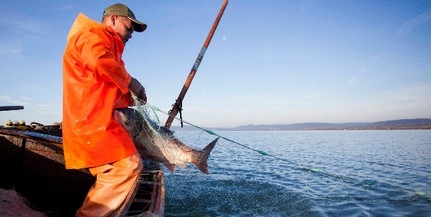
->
[67, 13, 102, 41]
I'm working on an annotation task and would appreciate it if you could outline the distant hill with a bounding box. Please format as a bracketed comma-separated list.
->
[228, 118, 431, 131]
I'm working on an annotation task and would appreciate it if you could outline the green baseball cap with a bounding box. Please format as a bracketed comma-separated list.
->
[103, 3, 147, 32]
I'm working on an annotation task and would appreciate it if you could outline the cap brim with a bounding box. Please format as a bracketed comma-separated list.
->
[129, 17, 147, 32]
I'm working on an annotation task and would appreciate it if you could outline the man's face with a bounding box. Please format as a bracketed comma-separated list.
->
[113, 16, 134, 44]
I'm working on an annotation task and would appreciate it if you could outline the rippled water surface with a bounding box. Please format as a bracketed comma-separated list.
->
[163, 130, 431, 216]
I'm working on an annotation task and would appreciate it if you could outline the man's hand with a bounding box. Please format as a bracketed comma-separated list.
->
[129, 77, 147, 102]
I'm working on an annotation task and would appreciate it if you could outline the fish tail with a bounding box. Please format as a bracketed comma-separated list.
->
[194, 138, 219, 174]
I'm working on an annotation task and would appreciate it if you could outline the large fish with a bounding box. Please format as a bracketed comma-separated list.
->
[114, 107, 218, 174]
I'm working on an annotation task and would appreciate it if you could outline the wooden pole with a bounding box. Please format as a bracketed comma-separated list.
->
[165, 0, 229, 128]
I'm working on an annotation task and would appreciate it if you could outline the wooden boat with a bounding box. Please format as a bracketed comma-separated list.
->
[0, 1, 229, 215]
[0, 124, 165, 217]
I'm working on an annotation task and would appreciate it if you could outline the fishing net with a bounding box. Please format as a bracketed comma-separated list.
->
[129, 96, 202, 171]
[129, 96, 431, 201]
[133, 98, 163, 131]
[131, 96, 179, 143]
[0, 188, 46, 217]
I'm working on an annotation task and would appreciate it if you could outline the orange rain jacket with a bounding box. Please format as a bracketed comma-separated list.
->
[62, 13, 137, 169]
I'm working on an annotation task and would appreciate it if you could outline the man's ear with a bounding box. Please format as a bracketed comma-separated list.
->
[110, 15, 117, 26]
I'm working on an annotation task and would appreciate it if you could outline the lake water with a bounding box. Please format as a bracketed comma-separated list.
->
[163, 130, 431, 217]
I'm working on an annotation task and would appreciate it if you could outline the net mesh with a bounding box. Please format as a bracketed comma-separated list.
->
[133, 97, 162, 130]
[130, 95, 191, 168]
[0, 188, 46, 217]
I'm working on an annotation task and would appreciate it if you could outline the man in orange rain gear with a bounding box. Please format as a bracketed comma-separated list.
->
[62, 3, 148, 216]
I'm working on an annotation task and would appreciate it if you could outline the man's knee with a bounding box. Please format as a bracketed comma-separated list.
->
[129, 153, 144, 176]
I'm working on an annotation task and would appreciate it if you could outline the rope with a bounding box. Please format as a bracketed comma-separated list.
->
[131, 98, 429, 199]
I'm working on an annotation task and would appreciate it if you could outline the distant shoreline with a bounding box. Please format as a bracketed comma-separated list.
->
[2, 118, 430, 132]
[172, 118, 431, 131]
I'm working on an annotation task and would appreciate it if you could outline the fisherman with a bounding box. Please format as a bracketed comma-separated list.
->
[62, 3, 147, 216]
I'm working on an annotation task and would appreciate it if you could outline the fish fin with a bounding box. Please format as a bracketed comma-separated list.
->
[194, 137, 219, 174]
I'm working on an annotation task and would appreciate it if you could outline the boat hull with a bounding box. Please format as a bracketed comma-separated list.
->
[0, 128, 164, 216]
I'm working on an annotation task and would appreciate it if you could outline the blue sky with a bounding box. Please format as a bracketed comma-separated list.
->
[1, 0, 430, 128]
